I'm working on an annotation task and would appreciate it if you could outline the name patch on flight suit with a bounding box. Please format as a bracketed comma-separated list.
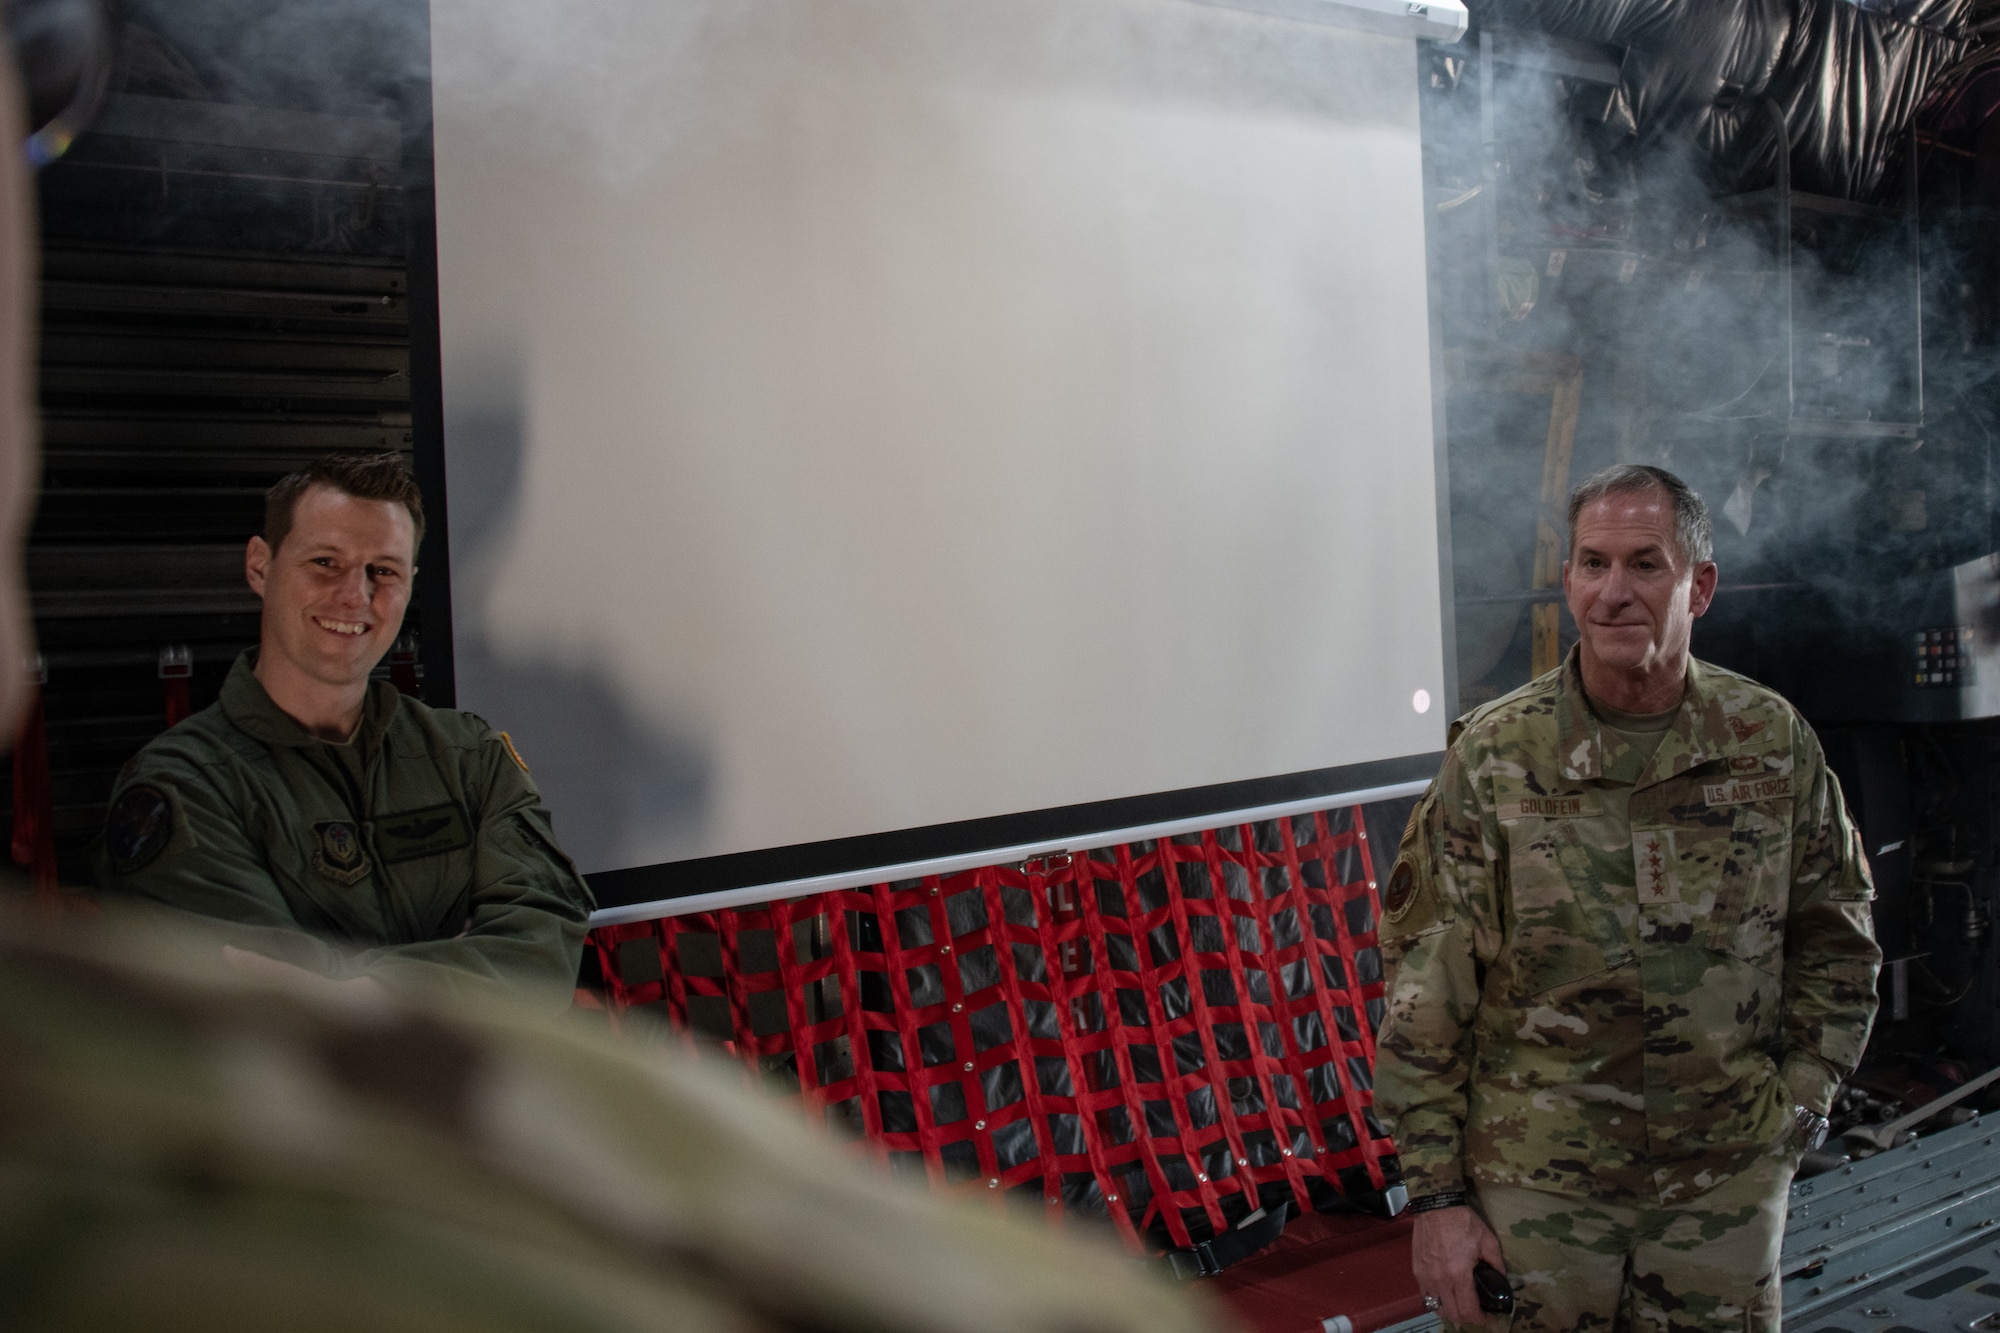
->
[1703, 776, 1793, 806]
[1507, 794, 1604, 820]
[312, 820, 371, 885]
[376, 803, 472, 863]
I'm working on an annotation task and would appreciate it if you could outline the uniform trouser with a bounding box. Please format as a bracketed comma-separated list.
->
[1446, 1149, 1798, 1333]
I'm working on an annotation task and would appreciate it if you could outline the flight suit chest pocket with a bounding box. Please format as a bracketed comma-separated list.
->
[1499, 792, 1631, 999]
[370, 802, 476, 936]
[375, 803, 472, 863]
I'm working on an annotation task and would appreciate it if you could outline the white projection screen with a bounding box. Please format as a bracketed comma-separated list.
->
[428, 0, 1452, 913]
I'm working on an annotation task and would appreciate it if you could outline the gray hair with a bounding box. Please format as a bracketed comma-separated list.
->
[1565, 464, 1713, 567]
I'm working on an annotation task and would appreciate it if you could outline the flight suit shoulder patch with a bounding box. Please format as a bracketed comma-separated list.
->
[106, 783, 176, 873]
[376, 803, 473, 864]
[498, 730, 531, 775]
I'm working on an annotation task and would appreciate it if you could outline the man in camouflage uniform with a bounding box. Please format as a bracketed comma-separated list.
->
[1374, 465, 1881, 1331]
[93, 453, 594, 1007]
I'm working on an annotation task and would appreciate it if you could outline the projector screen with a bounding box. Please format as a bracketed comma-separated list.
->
[429, 0, 1449, 911]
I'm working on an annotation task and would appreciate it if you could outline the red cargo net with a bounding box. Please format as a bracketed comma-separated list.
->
[589, 806, 1399, 1252]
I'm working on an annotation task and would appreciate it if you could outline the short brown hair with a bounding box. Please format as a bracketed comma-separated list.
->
[263, 452, 426, 554]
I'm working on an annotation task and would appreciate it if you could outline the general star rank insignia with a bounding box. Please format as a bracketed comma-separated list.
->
[312, 820, 371, 885]
[1634, 829, 1676, 904]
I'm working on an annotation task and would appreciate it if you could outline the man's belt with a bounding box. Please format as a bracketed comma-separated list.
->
[1163, 1201, 1290, 1279]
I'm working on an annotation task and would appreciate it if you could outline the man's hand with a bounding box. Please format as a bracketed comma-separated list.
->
[1411, 1206, 1507, 1326]
[222, 945, 387, 1003]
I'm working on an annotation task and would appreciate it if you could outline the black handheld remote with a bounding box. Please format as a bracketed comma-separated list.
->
[1472, 1261, 1514, 1315]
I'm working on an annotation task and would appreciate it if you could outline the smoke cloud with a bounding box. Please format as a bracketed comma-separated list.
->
[1428, 10, 1997, 712]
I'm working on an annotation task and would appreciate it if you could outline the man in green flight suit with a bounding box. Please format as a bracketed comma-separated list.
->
[94, 452, 594, 1006]
[1374, 465, 1881, 1331]
[0, 57, 1214, 1327]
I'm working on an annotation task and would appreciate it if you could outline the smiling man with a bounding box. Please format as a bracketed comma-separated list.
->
[93, 453, 594, 1006]
[1372, 465, 1881, 1331]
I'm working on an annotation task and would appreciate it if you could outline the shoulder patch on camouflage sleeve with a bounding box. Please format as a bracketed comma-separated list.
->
[1384, 860, 1417, 920]
[106, 784, 175, 873]
[1379, 790, 1450, 940]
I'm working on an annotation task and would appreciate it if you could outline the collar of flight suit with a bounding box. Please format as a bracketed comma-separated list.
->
[1550, 645, 1755, 790]
[217, 648, 402, 755]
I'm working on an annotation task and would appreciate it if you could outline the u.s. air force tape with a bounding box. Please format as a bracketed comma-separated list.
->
[1704, 776, 1792, 805]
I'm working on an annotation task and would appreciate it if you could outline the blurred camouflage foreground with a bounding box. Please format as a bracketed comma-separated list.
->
[0, 905, 1226, 1333]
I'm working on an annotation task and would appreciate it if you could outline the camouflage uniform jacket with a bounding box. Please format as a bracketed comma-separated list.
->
[92, 650, 594, 1007]
[1373, 649, 1880, 1205]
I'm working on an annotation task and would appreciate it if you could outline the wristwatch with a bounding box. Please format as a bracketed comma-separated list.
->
[1793, 1104, 1831, 1152]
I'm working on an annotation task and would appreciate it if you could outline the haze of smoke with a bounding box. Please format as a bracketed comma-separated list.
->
[1434, 11, 1995, 702]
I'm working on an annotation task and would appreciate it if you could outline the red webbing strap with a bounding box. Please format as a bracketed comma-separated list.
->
[1061, 842, 1188, 1240]
[770, 896, 861, 1135]
[10, 678, 57, 900]
[874, 877, 951, 1185]
[1024, 854, 1146, 1247]
[822, 891, 892, 1142]
[714, 903, 754, 1066]
[1105, 837, 1236, 1245]
[1310, 807, 1391, 1188]
[388, 634, 421, 699]
[660, 914, 700, 1051]
[586, 803, 1397, 1254]
[971, 864, 1074, 1218]
[1160, 833, 1271, 1222]
[162, 677, 192, 727]
[1196, 824, 1316, 1211]
[159, 644, 193, 728]
[960, 866, 1062, 1202]
[1148, 832, 1248, 1225]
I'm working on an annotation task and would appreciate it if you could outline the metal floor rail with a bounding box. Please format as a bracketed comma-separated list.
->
[1784, 1115, 2000, 1318]
[1370, 1114, 2000, 1333]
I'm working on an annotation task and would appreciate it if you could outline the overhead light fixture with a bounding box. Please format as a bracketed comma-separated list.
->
[1189, 0, 1469, 42]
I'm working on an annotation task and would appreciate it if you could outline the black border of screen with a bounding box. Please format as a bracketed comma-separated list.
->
[583, 750, 1442, 907]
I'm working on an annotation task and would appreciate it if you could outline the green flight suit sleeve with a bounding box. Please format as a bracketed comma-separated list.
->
[94, 752, 353, 976]
[353, 728, 595, 1009]
[1371, 741, 1499, 1198]
[1778, 730, 1883, 1116]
